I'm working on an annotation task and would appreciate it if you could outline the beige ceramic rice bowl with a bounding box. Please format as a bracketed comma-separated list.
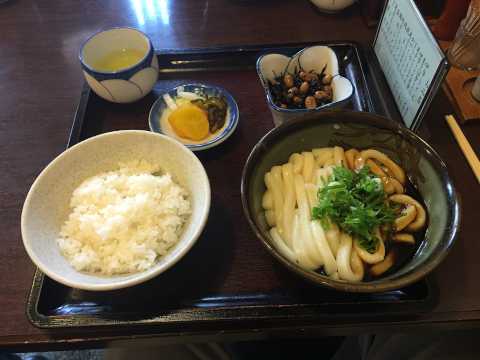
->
[21, 130, 210, 291]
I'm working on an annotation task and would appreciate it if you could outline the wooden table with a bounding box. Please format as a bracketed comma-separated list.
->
[1, 0, 479, 351]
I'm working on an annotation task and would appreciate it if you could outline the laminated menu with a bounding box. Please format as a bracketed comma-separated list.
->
[374, 0, 449, 130]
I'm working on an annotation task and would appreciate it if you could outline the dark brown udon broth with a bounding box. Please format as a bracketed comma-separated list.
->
[317, 177, 427, 282]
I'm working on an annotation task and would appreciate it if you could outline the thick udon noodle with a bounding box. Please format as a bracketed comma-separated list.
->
[262, 146, 427, 282]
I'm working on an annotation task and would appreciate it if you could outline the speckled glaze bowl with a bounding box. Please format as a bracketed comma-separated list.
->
[241, 111, 460, 292]
[22, 131, 211, 291]
[80, 27, 159, 103]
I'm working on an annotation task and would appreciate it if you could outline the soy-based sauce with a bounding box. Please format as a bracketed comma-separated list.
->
[316, 178, 427, 282]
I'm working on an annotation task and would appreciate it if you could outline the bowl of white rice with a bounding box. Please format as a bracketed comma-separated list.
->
[21, 130, 210, 291]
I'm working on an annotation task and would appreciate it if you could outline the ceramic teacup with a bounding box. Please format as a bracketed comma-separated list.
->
[79, 27, 159, 103]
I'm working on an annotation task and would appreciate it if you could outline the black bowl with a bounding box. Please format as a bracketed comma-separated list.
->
[241, 111, 460, 292]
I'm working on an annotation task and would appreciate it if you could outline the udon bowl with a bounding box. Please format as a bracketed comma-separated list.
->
[22, 130, 211, 291]
[241, 111, 460, 292]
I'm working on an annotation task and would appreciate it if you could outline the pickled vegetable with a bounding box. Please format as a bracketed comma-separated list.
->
[191, 96, 228, 133]
[168, 104, 209, 141]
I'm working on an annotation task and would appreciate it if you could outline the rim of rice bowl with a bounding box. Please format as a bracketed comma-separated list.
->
[21, 130, 211, 291]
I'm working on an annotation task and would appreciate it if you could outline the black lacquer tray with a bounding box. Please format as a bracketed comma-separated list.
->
[26, 42, 429, 328]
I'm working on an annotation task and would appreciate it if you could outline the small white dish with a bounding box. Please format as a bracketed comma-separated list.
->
[21, 130, 211, 291]
[149, 83, 239, 151]
[257, 45, 354, 126]
[309, 0, 356, 13]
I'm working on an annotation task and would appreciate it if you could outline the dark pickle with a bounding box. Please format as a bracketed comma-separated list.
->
[191, 96, 228, 133]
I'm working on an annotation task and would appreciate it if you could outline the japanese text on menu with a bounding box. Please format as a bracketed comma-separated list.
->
[374, 0, 443, 128]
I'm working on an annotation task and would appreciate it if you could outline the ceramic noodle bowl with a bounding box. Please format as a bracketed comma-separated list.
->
[241, 111, 460, 292]
[79, 27, 159, 103]
[257, 46, 354, 126]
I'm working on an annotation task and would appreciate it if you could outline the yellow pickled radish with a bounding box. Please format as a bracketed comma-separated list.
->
[168, 104, 209, 141]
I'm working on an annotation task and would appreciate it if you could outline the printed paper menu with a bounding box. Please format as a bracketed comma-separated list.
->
[374, 0, 446, 128]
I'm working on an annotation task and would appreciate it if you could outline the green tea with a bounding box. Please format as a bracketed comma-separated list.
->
[92, 48, 145, 72]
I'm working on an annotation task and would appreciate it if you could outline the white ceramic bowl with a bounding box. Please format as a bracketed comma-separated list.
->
[257, 46, 353, 126]
[21, 131, 211, 291]
[80, 27, 159, 103]
[309, 0, 356, 13]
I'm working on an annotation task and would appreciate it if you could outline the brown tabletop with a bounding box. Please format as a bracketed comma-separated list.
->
[1, 0, 479, 351]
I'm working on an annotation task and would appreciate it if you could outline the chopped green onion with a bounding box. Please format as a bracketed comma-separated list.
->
[312, 165, 396, 253]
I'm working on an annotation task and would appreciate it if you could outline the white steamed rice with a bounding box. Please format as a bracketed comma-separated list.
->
[57, 160, 191, 275]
